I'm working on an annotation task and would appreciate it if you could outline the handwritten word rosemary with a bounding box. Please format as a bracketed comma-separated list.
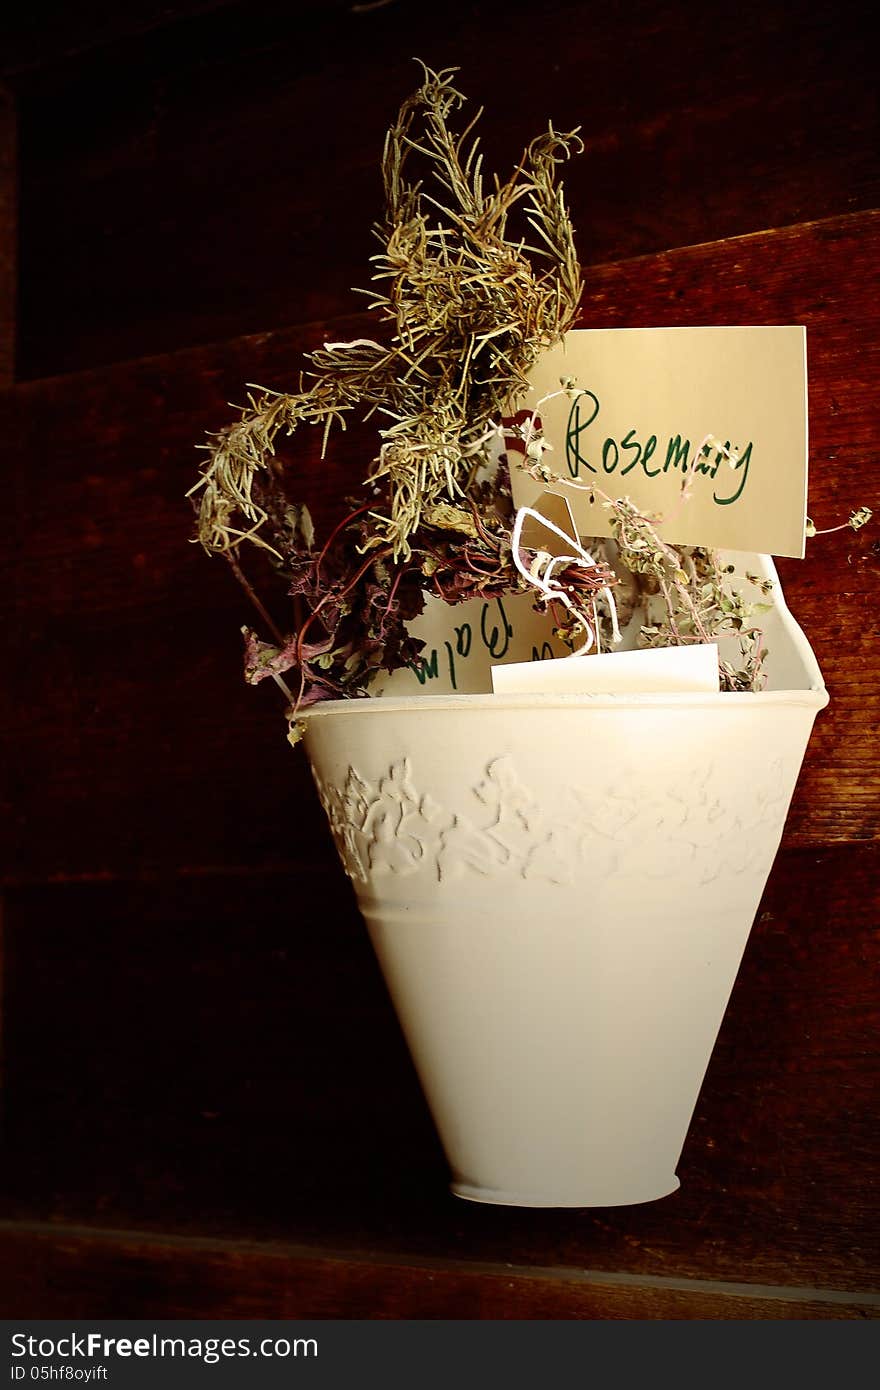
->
[565, 391, 753, 506]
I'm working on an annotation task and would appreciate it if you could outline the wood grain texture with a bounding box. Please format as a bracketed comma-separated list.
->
[0, 84, 15, 384]
[10, 0, 878, 377]
[1, 1225, 877, 1319]
[1, 212, 876, 883]
[1, 844, 877, 1294]
[2, 0, 877, 1318]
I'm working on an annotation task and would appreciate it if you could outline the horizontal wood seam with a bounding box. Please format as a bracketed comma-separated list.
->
[1, 1221, 877, 1309]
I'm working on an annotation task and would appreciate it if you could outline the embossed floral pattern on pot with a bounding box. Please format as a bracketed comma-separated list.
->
[313, 752, 788, 889]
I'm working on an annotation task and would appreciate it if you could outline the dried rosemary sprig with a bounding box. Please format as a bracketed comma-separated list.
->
[190, 62, 583, 564]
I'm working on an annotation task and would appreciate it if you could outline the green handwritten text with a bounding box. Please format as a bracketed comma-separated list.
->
[565, 393, 753, 505]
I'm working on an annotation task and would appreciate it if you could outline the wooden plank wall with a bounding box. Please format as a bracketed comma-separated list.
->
[0, 0, 877, 1318]
[0, 83, 14, 385]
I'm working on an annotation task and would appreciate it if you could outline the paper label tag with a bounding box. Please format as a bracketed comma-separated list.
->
[491, 642, 720, 696]
[511, 326, 808, 557]
[373, 590, 570, 696]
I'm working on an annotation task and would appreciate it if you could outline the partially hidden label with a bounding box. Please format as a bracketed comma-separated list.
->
[373, 590, 570, 696]
[511, 326, 808, 558]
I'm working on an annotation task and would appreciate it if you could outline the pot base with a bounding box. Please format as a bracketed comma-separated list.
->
[450, 1178, 683, 1212]
[450, 1175, 681, 1209]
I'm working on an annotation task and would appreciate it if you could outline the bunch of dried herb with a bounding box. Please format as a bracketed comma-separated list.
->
[190, 63, 592, 731]
[191, 62, 817, 738]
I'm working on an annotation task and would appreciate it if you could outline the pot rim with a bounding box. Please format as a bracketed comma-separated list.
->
[300, 685, 829, 722]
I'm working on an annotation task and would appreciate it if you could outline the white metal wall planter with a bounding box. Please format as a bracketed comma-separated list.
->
[302, 554, 827, 1207]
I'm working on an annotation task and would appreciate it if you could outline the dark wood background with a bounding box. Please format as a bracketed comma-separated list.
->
[0, 0, 877, 1319]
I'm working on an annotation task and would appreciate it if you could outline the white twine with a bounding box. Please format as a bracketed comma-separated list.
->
[511, 505, 621, 656]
